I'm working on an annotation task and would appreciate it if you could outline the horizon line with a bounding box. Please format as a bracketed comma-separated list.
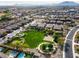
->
[0, 1, 78, 6]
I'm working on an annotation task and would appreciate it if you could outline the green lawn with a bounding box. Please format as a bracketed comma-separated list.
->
[23, 29, 45, 48]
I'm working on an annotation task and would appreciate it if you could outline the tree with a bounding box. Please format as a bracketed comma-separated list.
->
[76, 47, 79, 54]
[75, 33, 79, 41]
[76, 35, 79, 40]
[0, 15, 11, 21]
[58, 38, 64, 50]
[3, 9, 9, 13]
[53, 32, 60, 43]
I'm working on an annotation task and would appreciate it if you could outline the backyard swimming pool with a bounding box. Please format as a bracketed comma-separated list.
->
[0, 47, 4, 52]
[17, 52, 25, 58]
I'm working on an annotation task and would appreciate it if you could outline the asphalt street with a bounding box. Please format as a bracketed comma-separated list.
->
[64, 26, 79, 58]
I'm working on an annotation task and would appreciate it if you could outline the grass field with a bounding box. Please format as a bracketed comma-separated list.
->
[23, 29, 45, 48]
[7, 29, 45, 49]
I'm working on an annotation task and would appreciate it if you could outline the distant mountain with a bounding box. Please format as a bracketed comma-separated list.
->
[15, 3, 53, 7]
[15, 3, 54, 8]
[15, 1, 79, 8]
[56, 1, 79, 7]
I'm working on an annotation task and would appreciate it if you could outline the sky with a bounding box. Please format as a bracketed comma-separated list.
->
[0, 0, 79, 6]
